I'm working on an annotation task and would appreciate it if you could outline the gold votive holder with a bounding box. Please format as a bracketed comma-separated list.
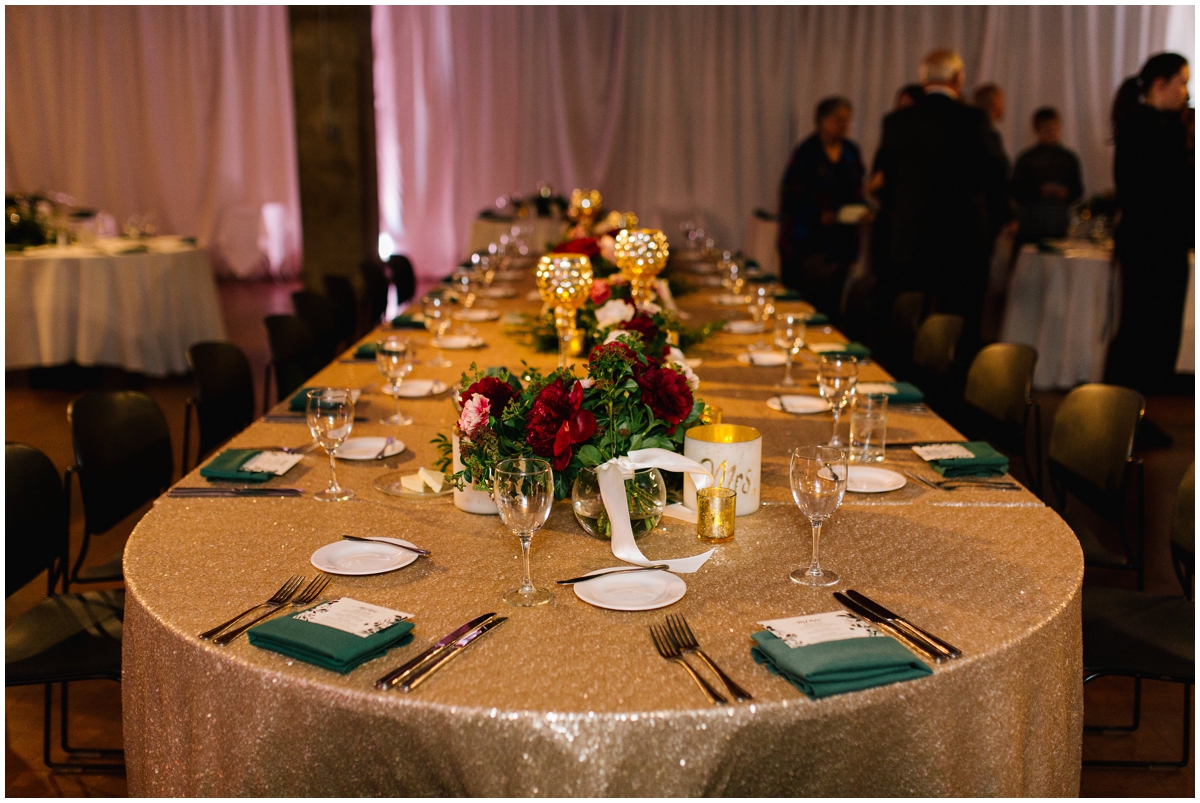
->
[700, 404, 723, 424]
[697, 486, 737, 543]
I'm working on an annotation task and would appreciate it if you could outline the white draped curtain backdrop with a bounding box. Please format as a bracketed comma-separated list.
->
[5, 5, 302, 279]
[372, 5, 1192, 283]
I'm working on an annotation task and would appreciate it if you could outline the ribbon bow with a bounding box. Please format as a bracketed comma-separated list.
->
[595, 448, 715, 573]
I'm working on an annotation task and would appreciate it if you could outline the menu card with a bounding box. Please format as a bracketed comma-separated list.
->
[912, 443, 975, 461]
[293, 597, 412, 638]
[240, 451, 303, 476]
[758, 611, 881, 649]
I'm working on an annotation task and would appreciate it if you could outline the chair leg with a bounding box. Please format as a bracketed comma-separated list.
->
[1084, 675, 1142, 733]
[60, 681, 122, 758]
[182, 398, 195, 476]
[1083, 677, 1193, 769]
[40, 682, 124, 773]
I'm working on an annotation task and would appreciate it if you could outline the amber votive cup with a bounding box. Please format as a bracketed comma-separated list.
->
[697, 486, 737, 543]
[700, 404, 723, 424]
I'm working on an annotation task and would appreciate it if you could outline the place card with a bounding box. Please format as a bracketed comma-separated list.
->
[855, 382, 896, 395]
[912, 443, 975, 461]
[293, 597, 413, 638]
[758, 611, 881, 649]
[240, 451, 303, 476]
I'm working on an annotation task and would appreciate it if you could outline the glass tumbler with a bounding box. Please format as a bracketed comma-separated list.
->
[849, 392, 888, 463]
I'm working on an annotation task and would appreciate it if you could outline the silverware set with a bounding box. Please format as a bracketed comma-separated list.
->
[199, 574, 331, 645]
[834, 589, 962, 663]
[903, 469, 1020, 492]
[649, 614, 752, 705]
[375, 613, 506, 692]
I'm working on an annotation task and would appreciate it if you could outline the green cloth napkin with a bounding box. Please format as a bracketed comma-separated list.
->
[354, 343, 377, 359]
[750, 630, 932, 699]
[803, 311, 830, 325]
[870, 381, 924, 404]
[198, 449, 273, 483]
[248, 608, 415, 674]
[774, 288, 803, 300]
[390, 313, 425, 329]
[816, 341, 871, 359]
[928, 440, 1010, 478]
[288, 387, 319, 412]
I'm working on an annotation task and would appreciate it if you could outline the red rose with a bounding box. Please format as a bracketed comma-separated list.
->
[525, 378, 597, 470]
[624, 314, 668, 355]
[636, 366, 694, 433]
[557, 238, 601, 258]
[589, 279, 611, 305]
[463, 376, 516, 417]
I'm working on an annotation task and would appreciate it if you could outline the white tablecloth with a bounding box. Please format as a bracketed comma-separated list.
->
[1176, 253, 1195, 374]
[5, 239, 226, 377]
[998, 242, 1114, 390]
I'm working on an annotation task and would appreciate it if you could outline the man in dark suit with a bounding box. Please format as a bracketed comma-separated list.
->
[1011, 107, 1084, 242]
[871, 49, 1006, 360]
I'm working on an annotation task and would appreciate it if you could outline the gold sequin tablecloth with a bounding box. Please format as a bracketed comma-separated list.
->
[122, 285, 1083, 796]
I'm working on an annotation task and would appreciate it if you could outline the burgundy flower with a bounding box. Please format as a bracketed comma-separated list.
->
[557, 237, 601, 258]
[526, 378, 597, 470]
[624, 314, 668, 355]
[463, 376, 516, 417]
[588, 341, 637, 370]
[589, 279, 611, 305]
[636, 366, 694, 433]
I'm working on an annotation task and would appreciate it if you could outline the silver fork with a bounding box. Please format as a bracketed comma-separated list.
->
[198, 575, 303, 640]
[649, 624, 728, 705]
[213, 575, 332, 646]
[665, 614, 752, 701]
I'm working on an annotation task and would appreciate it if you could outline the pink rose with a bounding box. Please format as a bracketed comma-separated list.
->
[589, 279, 611, 305]
[457, 393, 491, 438]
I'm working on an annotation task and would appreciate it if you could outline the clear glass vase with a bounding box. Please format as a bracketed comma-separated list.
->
[571, 465, 666, 540]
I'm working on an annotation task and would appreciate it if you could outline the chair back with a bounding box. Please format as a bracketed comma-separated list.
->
[359, 260, 391, 325]
[187, 342, 256, 457]
[388, 254, 417, 305]
[322, 274, 360, 342]
[883, 291, 925, 374]
[6, 443, 67, 597]
[263, 315, 319, 403]
[68, 391, 173, 537]
[1047, 384, 1144, 498]
[964, 343, 1037, 427]
[1171, 462, 1195, 597]
[912, 313, 964, 376]
[291, 290, 339, 363]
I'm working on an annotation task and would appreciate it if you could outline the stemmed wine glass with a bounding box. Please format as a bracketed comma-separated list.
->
[789, 445, 848, 586]
[718, 251, 744, 300]
[494, 457, 555, 607]
[375, 336, 414, 426]
[306, 388, 356, 502]
[774, 314, 807, 387]
[423, 295, 452, 368]
[747, 286, 776, 351]
[817, 354, 858, 447]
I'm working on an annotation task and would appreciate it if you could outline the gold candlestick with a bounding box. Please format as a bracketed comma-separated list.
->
[568, 189, 603, 236]
[614, 228, 669, 308]
[536, 253, 593, 370]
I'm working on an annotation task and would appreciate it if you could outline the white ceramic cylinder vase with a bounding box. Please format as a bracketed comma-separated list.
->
[452, 433, 499, 515]
[682, 424, 762, 516]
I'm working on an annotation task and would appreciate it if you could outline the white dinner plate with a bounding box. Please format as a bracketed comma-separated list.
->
[310, 538, 419, 576]
[845, 466, 906, 493]
[573, 569, 687, 611]
[737, 351, 787, 367]
[335, 437, 405, 460]
[766, 395, 829, 414]
[714, 293, 750, 306]
[724, 320, 763, 335]
[385, 379, 450, 398]
[454, 308, 500, 322]
[481, 287, 518, 299]
[433, 335, 485, 349]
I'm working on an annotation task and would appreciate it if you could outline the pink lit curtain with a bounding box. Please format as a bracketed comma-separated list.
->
[372, 5, 1190, 282]
[5, 6, 302, 279]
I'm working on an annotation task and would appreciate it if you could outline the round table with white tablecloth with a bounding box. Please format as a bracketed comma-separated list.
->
[5, 237, 226, 377]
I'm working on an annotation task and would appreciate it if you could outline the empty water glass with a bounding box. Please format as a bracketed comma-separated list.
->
[849, 392, 888, 462]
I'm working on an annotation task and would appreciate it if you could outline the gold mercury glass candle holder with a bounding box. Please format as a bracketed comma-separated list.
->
[614, 228, 669, 308]
[535, 253, 593, 370]
[568, 188, 603, 234]
[697, 486, 737, 543]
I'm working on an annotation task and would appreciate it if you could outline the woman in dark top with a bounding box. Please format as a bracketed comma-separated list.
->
[777, 97, 866, 320]
[1104, 53, 1193, 393]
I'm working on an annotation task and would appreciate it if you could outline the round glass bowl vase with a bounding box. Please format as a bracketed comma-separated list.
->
[571, 466, 666, 540]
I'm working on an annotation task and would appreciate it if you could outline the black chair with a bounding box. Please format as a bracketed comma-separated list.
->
[910, 313, 964, 414]
[1081, 463, 1194, 769]
[6, 443, 124, 772]
[263, 314, 320, 412]
[323, 274, 361, 341]
[359, 259, 391, 326]
[182, 342, 256, 474]
[291, 290, 341, 365]
[65, 391, 173, 589]
[388, 254, 417, 306]
[1046, 384, 1146, 588]
[882, 291, 926, 376]
[961, 343, 1042, 493]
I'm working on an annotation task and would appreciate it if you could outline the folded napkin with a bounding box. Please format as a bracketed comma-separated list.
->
[247, 610, 415, 674]
[390, 313, 425, 329]
[928, 441, 1009, 478]
[814, 341, 871, 359]
[354, 343, 377, 359]
[803, 312, 830, 325]
[857, 381, 924, 404]
[751, 630, 932, 699]
[773, 288, 803, 301]
[288, 387, 319, 411]
[198, 449, 274, 483]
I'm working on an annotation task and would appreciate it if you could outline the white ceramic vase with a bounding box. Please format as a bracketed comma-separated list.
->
[452, 433, 499, 515]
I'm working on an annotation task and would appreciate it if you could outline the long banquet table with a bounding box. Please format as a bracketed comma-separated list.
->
[123, 268, 1083, 796]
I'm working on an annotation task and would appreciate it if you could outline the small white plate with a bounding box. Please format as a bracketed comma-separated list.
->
[737, 351, 787, 367]
[682, 357, 703, 368]
[311, 538, 419, 576]
[372, 470, 454, 499]
[454, 308, 499, 322]
[433, 335, 484, 349]
[767, 395, 829, 414]
[724, 320, 763, 335]
[335, 437, 405, 460]
[846, 466, 906, 493]
[482, 287, 517, 299]
[573, 569, 687, 611]
[714, 293, 750, 306]
[385, 379, 449, 398]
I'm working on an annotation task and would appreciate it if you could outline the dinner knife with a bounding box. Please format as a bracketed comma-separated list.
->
[375, 613, 495, 691]
[556, 564, 670, 585]
[400, 616, 508, 692]
[846, 590, 962, 659]
[167, 487, 304, 498]
[342, 534, 431, 556]
[832, 592, 946, 664]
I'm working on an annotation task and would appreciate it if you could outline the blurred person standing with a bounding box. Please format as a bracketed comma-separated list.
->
[974, 83, 1017, 247]
[1011, 108, 1084, 242]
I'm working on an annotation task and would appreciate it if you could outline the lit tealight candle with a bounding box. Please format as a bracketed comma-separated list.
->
[696, 486, 736, 543]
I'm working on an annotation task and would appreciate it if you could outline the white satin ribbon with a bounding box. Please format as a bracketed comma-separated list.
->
[595, 448, 715, 573]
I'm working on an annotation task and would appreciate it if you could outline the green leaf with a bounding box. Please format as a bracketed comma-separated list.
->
[577, 444, 603, 467]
